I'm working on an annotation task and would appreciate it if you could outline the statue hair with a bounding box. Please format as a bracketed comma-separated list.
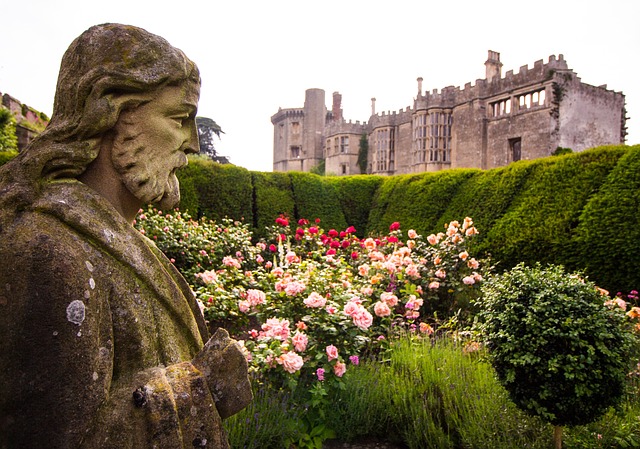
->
[0, 23, 200, 213]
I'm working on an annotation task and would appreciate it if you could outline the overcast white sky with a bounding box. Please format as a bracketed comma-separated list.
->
[1, 0, 638, 172]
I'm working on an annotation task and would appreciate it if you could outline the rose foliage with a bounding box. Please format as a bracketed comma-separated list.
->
[136, 208, 487, 390]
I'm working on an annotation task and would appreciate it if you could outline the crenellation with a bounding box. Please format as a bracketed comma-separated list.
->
[273, 50, 626, 176]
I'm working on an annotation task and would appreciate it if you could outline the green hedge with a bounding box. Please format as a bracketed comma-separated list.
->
[251, 171, 296, 237]
[326, 175, 383, 238]
[177, 158, 253, 222]
[483, 146, 626, 272]
[572, 145, 640, 292]
[288, 171, 348, 232]
[2, 145, 638, 292]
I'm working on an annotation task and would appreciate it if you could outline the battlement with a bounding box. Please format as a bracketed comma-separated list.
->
[324, 118, 368, 137]
[414, 54, 571, 107]
[270, 107, 304, 124]
[368, 106, 413, 128]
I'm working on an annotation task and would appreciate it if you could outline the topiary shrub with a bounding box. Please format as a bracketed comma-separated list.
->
[476, 263, 636, 447]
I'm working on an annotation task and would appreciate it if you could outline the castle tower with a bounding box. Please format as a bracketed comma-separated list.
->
[302, 88, 326, 167]
[485, 50, 502, 82]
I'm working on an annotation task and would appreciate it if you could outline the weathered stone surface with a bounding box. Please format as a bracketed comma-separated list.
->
[0, 24, 251, 449]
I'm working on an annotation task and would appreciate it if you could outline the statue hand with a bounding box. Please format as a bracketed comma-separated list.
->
[192, 328, 252, 418]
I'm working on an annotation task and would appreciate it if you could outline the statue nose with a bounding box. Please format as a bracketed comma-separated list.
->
[184, 123, 200, 155]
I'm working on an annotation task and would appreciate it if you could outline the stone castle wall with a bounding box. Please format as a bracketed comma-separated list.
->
[272, 52, 627, 175]
[1, 91, 49, 151]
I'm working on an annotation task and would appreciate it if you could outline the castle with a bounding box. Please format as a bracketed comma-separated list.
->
[271, 51, 627, 175]
[1, 91, 49, 151]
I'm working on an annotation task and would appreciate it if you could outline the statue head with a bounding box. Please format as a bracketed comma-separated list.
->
[0, 23, 200, 213]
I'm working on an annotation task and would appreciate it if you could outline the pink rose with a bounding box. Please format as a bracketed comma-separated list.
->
[292, 331, 308, 352]
[405, 264, 420, 278]
[459, 251, 469, 261]
[408, 229, 418, 239]
[326, 345, 339, 361]
[467, 258, 480, 269]
[358, 264, 370, 276]
[427, 234, 439, 245]
[374, 301, 391, 317]
[462, 276, 475, 285]
[380, 292, 399, 307]
[238, 300, 250, 313]
[326, 305, 337, 314]
[277, 352, 304, 373]
[352, 307, 373, 330]
[343, 301, 361, 317]
[246, 289, 266, 306]
[285, 280, 306, 296]
[428, 281, 440, 289]
[334, 361, 347, 377]
[360, 286, 374, 296]
[304, 292, 327, 308]
[316, 368, 325, 381]
[435, 269, 446, 279]
[197, 270, 218, 285]
[349, 355, 359, 365]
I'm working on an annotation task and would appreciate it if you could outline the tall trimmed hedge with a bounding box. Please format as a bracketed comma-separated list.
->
[251, 171, 295, 238]
[2, 145, 638, 291]
[177, 159, 253, 222]
[573, 145, 640, 292]
[288, 172, 348, 232]
[482, 146, 627, 271]
[326, 175, 383, 237]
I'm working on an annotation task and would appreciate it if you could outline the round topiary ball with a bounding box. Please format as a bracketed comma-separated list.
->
[476, 263, 636, 427]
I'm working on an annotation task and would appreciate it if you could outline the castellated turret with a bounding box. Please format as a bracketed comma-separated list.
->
[272, 51, 626, 175]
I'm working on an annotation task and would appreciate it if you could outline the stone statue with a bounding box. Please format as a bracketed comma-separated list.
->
[0, 24, 252, 449]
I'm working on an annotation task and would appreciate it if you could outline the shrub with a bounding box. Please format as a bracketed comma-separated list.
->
[476, 263, 636, 433]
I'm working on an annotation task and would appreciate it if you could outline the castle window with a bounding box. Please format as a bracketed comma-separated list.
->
[516, 89, 546, 110]
[340, 136, 349, 153]
[290, 146, 301, 158]
[509, 138, 522, 162]
[413, 113, 428, 163]
[291, 122, 300, 134]
[341, 163, 348, 175]
[374, 128, 395, 172]
[424, 111, 452, 163]
[491, 98, 511, 117]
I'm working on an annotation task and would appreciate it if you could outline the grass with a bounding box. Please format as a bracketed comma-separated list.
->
[225, 335, 640, 449]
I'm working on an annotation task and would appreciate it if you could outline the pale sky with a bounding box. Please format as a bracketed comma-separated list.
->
[1, 0, 638, 172]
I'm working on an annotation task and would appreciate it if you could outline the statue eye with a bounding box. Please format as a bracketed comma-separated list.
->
[172, 115, 190, 127]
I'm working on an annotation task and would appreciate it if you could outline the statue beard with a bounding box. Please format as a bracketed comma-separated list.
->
[111, 133, 185, 211]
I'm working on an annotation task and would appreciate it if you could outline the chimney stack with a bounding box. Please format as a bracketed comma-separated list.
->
[417, 77, 423, 96]
[485, 50, 502, 82]
[371, 97, 376, 116]
[332, 91, 343, 122]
